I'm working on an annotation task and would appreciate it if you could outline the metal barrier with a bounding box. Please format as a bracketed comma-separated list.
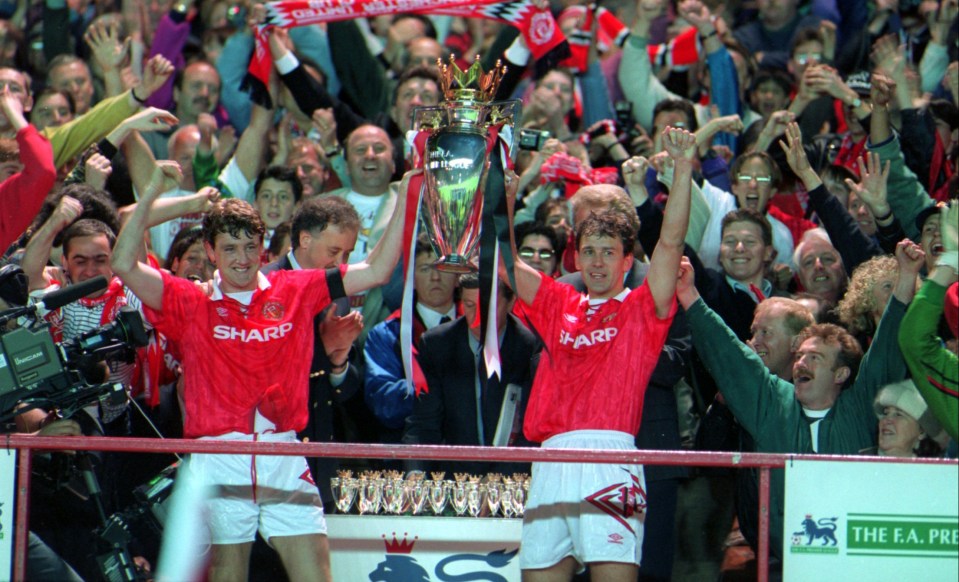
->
[4, 435, 956, 582]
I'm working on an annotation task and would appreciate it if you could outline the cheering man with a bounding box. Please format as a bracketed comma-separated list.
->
[508, 128, 695, 581]
[111, 160, 411, 582]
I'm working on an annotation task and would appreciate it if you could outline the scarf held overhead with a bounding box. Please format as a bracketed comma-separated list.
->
[245, 0, 567, 102]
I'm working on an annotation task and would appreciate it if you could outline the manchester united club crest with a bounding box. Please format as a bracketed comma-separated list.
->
[261, 301, 285, 320]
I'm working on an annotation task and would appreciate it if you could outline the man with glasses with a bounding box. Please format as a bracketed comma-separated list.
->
[365, 235, 459, 444]
[516, 222, 560, 278]
[689, 151, 799, 274]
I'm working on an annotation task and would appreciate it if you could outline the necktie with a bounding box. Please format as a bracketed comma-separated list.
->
[439, 316, 451, 325]
[749, 284, 766, 303]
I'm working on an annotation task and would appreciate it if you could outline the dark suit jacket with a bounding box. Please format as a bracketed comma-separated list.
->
[557, 261, 691, 482]
[403, 314, 540, 475]
[261, 256, 361, 505]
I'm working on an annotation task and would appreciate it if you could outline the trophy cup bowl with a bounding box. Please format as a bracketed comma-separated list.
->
[421, 126, 488, 273]
[412, 56, 516, 273]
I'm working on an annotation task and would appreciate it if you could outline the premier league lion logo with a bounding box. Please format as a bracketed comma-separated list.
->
[794, 514, 839, 546]
[369, 533, 517, 581]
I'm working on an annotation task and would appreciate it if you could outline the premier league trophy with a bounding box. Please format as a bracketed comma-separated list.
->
[412, 56, 518, 272]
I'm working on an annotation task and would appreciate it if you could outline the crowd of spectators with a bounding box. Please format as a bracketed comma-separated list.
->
[1, 0, 956, 580]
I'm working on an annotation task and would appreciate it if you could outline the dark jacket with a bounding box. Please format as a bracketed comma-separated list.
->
[403, 314, 540, 475]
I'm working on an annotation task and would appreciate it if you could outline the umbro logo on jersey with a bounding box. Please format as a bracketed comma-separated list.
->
[608, 533, 624, 545]
[216, 307, 229, 319]
[563, 313, 578, 323]
[212, 323, 293, 342]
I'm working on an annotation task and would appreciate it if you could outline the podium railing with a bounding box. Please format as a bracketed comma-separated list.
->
[4, 435, 955, 581]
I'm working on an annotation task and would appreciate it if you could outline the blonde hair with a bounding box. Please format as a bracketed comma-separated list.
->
[837, 255, 897, 336]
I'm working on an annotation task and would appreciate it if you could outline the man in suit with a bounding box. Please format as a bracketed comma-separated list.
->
[364, 235, 459, 444]
[261, 195, 364, 508]
[403, 274, 541, 476]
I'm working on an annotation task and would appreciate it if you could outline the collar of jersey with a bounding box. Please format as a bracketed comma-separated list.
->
[209, 269, 271, 301]
[585, 287, 630, 308]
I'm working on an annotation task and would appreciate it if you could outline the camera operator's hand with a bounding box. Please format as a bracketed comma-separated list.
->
[37, 418, 82, 437]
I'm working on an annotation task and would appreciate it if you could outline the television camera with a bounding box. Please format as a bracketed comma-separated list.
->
[1, 273, 154, 581]
[0, 274, 148, 425]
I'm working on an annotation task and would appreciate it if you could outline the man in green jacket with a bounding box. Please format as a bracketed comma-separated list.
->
[899, 203, 958, 439]
[674, 237, 924, 558]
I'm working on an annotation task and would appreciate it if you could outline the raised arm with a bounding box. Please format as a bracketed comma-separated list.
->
[899, 204, 959, 438]
[110, 162, 184, 310]
[21, 196, 83, 291]
[342, 170, 414, 296]
[647, 127, 695, 318]
[0, 87, 56, 251]
[506, 169, 545, 306]
[781, 121, 882, 271]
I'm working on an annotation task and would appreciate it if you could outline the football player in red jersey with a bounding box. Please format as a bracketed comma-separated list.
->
[112, 159, 413, 582]
[507, 127, 695, 582]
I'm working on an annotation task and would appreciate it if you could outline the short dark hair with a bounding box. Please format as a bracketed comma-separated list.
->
[28, 185, 120, 247]
[415, 233, 436, 258]
[458, 272, 515, 300]
[730, 151, 781, 190]
[750, 68, 794, 96]
[796, 323, 863, 385]
[267, 221, 292, 258]
[790, 26, 824, 55]
[392, 65, 440, 107]
[652, 99, 698, 133]
[515, 221, 559, 253]
[929, 98, 959, 131]
[255, 165, 304, 204]
[163, 225, 204, 270]
[202, 199, 266, 247]
[721, 208, 774, 247]
[32, 87, 76, 115]
[290, 196, 360, 250]
[534, 198, 569, 225]
[62, 219, 116, 256]
[575, 211, 636, 257]
[821, 163, 857, 187]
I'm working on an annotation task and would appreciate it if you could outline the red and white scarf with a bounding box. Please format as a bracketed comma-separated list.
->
[247, 0, 567, 103]
[557, 4, 700, 72]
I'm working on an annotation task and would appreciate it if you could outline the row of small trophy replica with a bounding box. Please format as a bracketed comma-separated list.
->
[330, 470, 530, 518]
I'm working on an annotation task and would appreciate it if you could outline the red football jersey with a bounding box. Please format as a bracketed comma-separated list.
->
[144, 267, 344, 438]
[521, 275, 676, 443]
